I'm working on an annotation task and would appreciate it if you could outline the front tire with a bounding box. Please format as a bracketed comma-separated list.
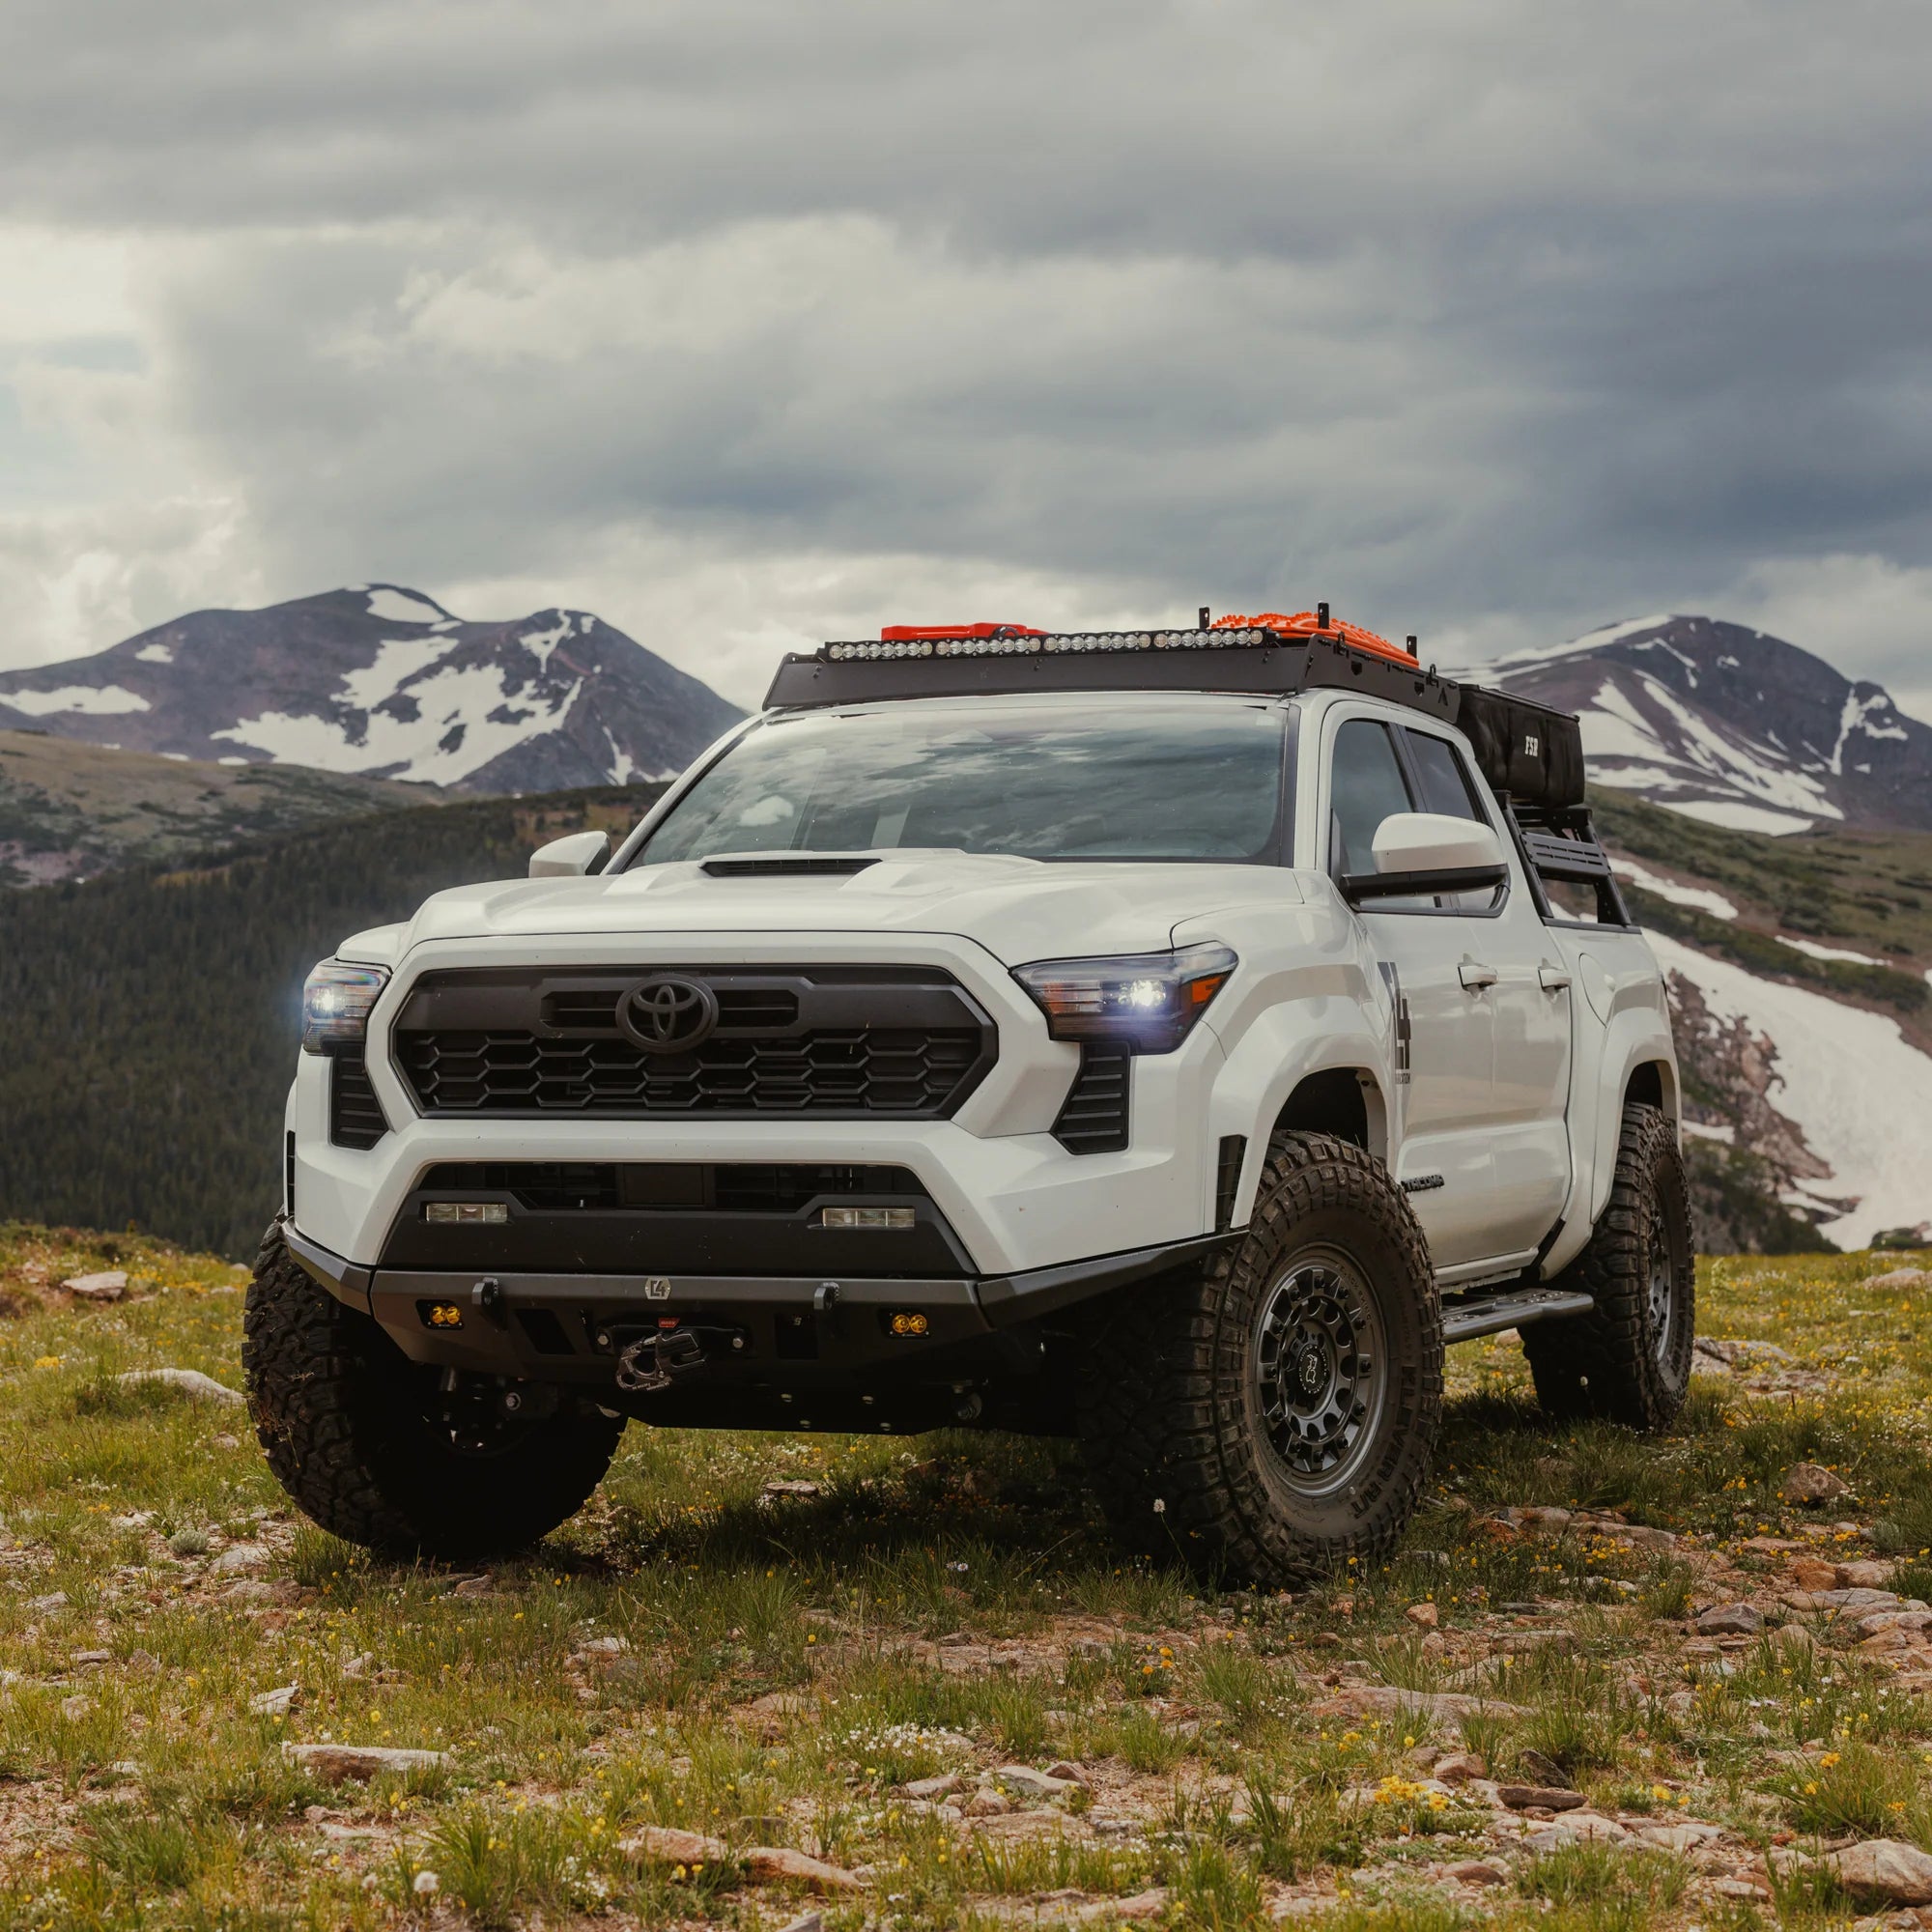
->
[1520, 1101, 1694, 1430]
[1076, 1132, 1443, 1588]
[243, 1223, 624, 1560]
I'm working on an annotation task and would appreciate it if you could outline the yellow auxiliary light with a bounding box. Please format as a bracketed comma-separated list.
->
[887, 1310, 930, 1338]
[420, 1301, 465, 1330]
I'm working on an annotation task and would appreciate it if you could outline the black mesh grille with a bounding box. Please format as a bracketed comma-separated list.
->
[1054, 1047, 1130, 1154]
[329, 1052, 388, 1149]
[414, 1161, 926, 1214]
[391, 966, 993, 1121]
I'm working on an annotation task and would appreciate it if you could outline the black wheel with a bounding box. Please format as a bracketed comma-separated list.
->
[1520, 1101, 1694, 1430]
[1075, 1131, 1443, 1588]
[242, 1222, 624, 1560]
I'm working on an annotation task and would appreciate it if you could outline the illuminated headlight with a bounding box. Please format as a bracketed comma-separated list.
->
[300, 960, 390, 1053]
[1012, 943, 1236, 1054]
[424, 1202, 509, 1225]
[819, 1206, 917, 1231]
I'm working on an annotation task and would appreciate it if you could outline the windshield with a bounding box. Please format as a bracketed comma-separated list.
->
[632, 696, 1292, 866]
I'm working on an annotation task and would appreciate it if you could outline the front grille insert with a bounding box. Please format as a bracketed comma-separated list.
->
[329, 1051, 388, 1150]
[393, 967, 994, 1120]
[1054, 1047, 1130, 1154]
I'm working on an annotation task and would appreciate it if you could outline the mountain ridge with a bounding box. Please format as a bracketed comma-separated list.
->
[0, 584, 744, 795]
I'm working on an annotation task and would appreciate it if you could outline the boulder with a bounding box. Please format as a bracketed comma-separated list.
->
[1825, 1838, 1932, 1906]
[992, 1764, 1079, 1797]
[1306, 1687, 1530, 1724]
[1497, 1785, 1586, 1812]
[117, 1368, 245, 1408]
[1781, 1463, 1849, 1506]
[1693, 1603, 1764, 1636]
[1406, 1603, 1439, 1629]
[63, 1270, 128, 1300]
[743, 1846, 866, 1892]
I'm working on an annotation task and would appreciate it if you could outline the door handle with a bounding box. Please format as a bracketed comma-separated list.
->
[1459, 961, 1498, 991]
[1538, 965, 1573, 992]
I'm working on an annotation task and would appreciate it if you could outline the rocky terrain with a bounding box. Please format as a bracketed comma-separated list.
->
[0, 584, 743, 794]
[4, 1225, 1932, 1928]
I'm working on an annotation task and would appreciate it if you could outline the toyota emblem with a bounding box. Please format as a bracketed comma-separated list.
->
[617, 975, 719, 1054]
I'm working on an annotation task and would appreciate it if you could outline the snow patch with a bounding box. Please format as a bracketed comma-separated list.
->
[135, 643, 174, 665]
[1, 683, 151, 717]
[340, 636, 462, 710]
[602, 725, 639, 784]
[1610, 858, 1738, 920]
[1777, 934, 1885, 966]
[521, 617, 572, 672]
[363, 586, 448, 626]
[214, 665, 582, 785]
[1662, 799, 1815, 836]
[1649, 933, 1932, 1249]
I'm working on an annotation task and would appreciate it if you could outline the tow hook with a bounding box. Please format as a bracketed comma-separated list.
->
[615, 1327, 706, 1393]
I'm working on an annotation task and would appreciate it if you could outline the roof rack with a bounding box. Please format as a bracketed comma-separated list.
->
[760, 624, 1585, 812]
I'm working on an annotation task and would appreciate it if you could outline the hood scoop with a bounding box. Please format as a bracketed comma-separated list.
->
[700, 855, 880, 879]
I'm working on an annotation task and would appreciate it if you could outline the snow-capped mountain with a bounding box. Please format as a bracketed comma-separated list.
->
[1475, 613, 1932, 836]
[0, 585, 744, 793]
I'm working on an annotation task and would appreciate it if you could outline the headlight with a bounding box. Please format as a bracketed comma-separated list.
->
[301, 960, 390, 1053]
[1011, 943, 1236, 1054]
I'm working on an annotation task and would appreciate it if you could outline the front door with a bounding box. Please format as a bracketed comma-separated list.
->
[1321, 712, 1572, 1269]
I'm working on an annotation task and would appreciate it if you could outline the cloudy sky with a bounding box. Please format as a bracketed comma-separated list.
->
[2, 0, 1929, 711]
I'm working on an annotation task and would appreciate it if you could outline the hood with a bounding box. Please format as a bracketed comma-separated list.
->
[390, 849, 1303, 967]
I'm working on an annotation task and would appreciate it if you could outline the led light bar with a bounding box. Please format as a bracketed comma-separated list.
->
[822, 628, 1277, 663]
[424, 1201, 509, 1225]
[818, 1205, 918, 1231]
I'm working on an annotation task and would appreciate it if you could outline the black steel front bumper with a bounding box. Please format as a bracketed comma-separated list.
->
[283, 1221, 1232, 1388]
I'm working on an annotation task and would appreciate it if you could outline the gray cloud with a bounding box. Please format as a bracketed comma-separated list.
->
[2, 0, 1930, 707]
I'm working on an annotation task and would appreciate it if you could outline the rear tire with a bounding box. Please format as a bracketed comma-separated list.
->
[242, 1222, 623, 1560]
[1075, 1132, 1442, 1589]
[1521, 1102, 1694, 1430]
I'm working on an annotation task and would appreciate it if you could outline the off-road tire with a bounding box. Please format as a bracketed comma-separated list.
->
[1075, 1131, 1443, 1589]
[1520, 1102, 1694, 1430]
[242, 1222, 624, 1559]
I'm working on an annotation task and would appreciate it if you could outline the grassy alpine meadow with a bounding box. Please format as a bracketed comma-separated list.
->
[6, 1225, 1932, 1929]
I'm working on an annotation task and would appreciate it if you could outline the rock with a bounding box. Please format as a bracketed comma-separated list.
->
[1695, 1337, 1794, 1367]
[1306, 1687, 1530, 1724]
[775, 1916, 823, 1932]
[1404, 1602, 1440, 1629]
[743, 1846, 866, 1892]
[964, 1789, 1012, 1817]
[1785, 1588, 1901, 1612]
[1043, 1761, 1087, 1784]
[1863, 1268, 1932, 1290]
[1433, 1752, 1488, 1784]
[61, 1694, 92, 1720]
[28, 1592, 68, 1614]
[1636, 1821, 1725, 1851]
[282, 1744, 448, 1784]
[1498, 1785, 1586, 1812]
[71, 1650, 113, 1667]
[116, 1369, 245, 1408]
[761, 1480, 823, 1499]
[211, 1543, 270, 1576]
[575, 1634, 629, 1657]
[1525, 1812, 1629, 1848]
[1517, 1749, 1570, 1788]
[1791, 1559, 1843, 1591]
[1782, 1463, 1850, 1506]
[1619, 1524, 1680, 1551]
[63, 1270, 128, 1300]
[903, 1772, 961, 1800]
[1107, 1891, 1170, 1922]
[249, 1684, 298, 1717]
[1445, 1861, 1509, 1886]
[619, 1824, 729, 1865]
[992, 1764, 1079, 1797]
[1495, 1629, 1577, 1654]
[1825, 1839, 1932, 1907]
[1694, 1603, 1765, 1636]
[1843, 1561, 1897, 1589]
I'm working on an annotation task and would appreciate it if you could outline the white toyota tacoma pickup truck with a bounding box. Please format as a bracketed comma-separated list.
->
[247, 615, 1691, 1587]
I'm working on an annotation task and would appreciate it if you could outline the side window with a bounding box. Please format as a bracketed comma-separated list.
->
[1403, 729, 1484, 821]
[1327, 719, 1414, 875]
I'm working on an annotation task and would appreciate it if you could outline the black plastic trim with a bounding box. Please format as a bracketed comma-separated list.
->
[1339, 864, 1510, 904]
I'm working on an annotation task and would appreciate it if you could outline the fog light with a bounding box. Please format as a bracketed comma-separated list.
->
[886, 1310, 930, 1338]
[819, 1206, 916, 1231]
[425, 1201, 509, 1225]
[420, 1301, 465, 1330]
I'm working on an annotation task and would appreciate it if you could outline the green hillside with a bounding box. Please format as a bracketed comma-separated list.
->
[0, 785, 662, 1258]
[0, 729, 434, 885]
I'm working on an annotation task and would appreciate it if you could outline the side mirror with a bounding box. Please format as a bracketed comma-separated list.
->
[528, 829, 611, 879]
[1341, 812, 1508, 905]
